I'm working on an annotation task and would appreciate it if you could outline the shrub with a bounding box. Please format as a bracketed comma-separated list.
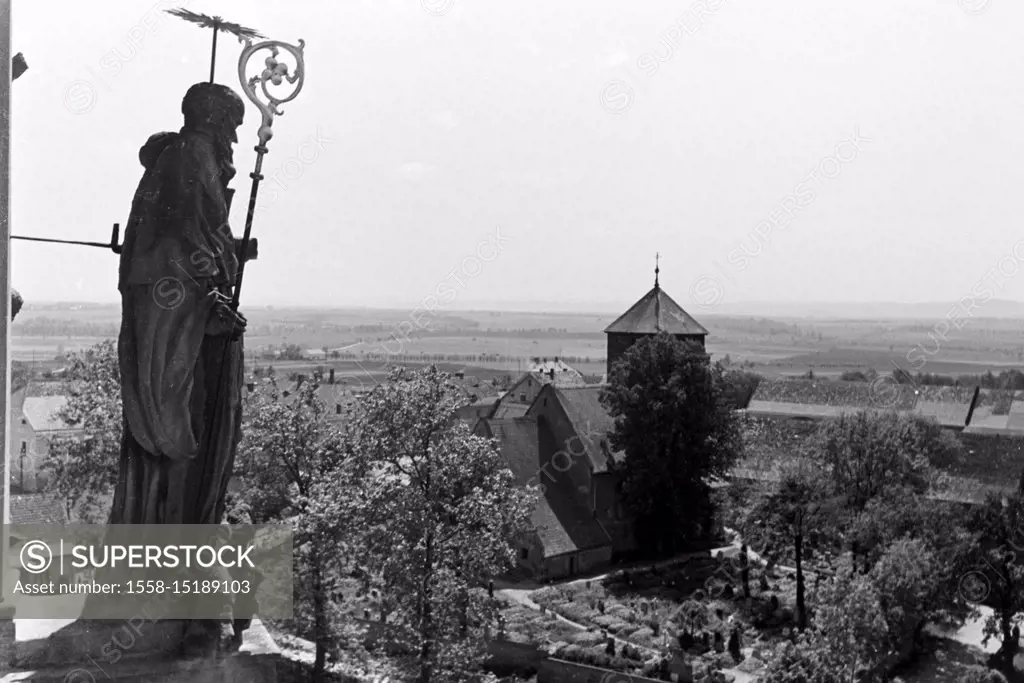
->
[567, 631, 604, 646]
[958, 667, 1009, 683]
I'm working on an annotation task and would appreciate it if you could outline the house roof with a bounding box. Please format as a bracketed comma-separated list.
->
[455, 396, 501, 424]
[746, 379, 974, 428]
[10, 493, 68, 525]
[476, 415, 611, 557]
[527, 359, 585, 380]
[494, 402, 531, 420]
[477, 418, 539, 486]
[603, 285, 708, 336]
[963, 389, 1024, 435]
[267, 380, 355, 423]
[535, 385, 624, 474]
[21, 396, 71, 432]
[531, 493, 612, 558]
[506, 370, 587, 400]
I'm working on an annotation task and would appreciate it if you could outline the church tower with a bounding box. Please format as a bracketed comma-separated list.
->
[602, 255, 708, 378]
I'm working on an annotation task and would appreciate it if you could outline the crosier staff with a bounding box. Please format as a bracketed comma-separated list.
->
[201, 39, 305, 467]
[201, 37, 305, 646]
[230, 38, 305, 310]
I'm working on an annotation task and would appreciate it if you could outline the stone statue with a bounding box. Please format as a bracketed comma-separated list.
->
[110, 81, 257, 652]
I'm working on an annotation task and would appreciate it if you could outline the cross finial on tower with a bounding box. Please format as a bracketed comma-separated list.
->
[654, 252, 660, 288]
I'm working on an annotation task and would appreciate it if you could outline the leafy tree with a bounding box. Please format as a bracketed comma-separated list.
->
[326, 365, 536, 683]
[867, 538, 957, 675]
[846, 485, 973, 576]
[720, 367, 763, 409]
[11, 360, 29, 393]
[43, 340, 120, 522]
[813, 411, 963, 513]
[958, 666, 1009, 683]
[967, 493, 1024, 670]
[763, 559, 888, 683]
[749, 460, 834, 629]
[601, 331, 742, 555]
[237, 368, 353, 682]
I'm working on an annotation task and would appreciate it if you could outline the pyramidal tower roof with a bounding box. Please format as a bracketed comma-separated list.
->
[603, 257, 709, 336]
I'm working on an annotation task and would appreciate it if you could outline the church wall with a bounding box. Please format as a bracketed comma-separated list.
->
[592, 472, 637, 555]
[540, 546, 613, 580]
[515, 532, 545, 577]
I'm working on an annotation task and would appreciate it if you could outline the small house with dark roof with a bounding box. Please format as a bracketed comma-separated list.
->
[603, 261, 708, 378]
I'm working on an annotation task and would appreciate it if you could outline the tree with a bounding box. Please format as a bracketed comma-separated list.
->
[749, 460, 833, 629]
[868, 538, 958, 675]
[958, 666, 1009, 683]
[328, 365, 536, 683]
[720, 367, 762, 410]
[601, 332, 742, 555]
[813, 411, 962, 513]
[43, 340, 120, 522]
[967, 493, 1024, 671]
[846, 485, 972, 577]
[237, 368, 353, 682]
[762, 560, 888, 682]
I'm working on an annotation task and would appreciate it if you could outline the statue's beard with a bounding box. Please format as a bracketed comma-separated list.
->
[186, 120, 238, 186]
[216, 140, 236, 185]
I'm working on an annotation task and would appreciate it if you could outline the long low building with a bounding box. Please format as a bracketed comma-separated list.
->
[738, 377, 1024, 504]
[743, 377, 1024, 437]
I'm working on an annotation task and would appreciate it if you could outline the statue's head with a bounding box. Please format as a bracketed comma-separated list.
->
[181, 82, 245, 147]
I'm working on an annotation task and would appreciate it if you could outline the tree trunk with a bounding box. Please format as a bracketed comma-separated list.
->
[419, 531, 434, 683]
[740, 544, 750, 599]
[1000, 592, 1018, 661]
[795, 533, 806, 631]
[311, 546, 328, 683]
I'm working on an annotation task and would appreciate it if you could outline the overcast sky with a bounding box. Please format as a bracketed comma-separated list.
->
[10, 0, 1024, 312]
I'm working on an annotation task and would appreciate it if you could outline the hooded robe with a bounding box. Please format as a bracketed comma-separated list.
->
[110, 125, 249, 526]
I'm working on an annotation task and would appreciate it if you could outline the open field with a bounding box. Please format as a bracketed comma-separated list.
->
[12, 303, 1024, 380]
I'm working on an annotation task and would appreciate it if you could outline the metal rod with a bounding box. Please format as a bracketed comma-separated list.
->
[232, 146, 266, 307]
[199, 142, 267, 511]
[10, 222, 122, 253]
[209, 27, 217, 83]
[12, 235, 113, 249]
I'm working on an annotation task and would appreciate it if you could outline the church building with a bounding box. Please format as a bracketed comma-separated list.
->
[473, 260, 710, 579]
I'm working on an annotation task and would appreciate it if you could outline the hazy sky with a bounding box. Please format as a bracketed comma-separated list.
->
[10, 0, 1024, 312]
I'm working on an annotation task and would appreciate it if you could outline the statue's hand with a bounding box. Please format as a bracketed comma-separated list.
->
[205, 291, 247, 339]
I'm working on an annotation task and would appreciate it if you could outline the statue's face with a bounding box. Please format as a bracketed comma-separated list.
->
[218, 108, 244, 148]
[182, 84, 245, 150]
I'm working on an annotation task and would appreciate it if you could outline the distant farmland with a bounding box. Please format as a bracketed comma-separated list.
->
[12, 303, 1024, 380]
